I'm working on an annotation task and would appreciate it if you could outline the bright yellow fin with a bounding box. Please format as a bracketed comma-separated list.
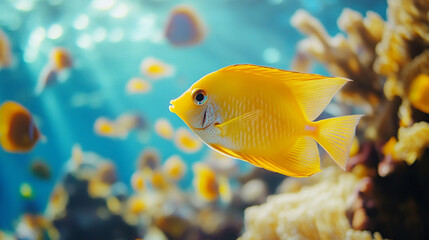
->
[215, 109, 260, 137]
[313, 115, 363, 170]
[270, 136, 321, 177]
[210, 136, 321, 177]
[219, 64, 349, 121]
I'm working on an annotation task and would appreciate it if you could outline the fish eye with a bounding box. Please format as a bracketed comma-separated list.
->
[192, 89, 207, 105]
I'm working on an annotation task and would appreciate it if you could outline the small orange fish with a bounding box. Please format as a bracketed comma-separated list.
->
[35, 47, 72, 95]
[126, 77, 151, 94]
[409, 74, 429, 114]
[0, 101, 40, 153]
[50, 47, 72, 71]
[170, 64, 362, 177]
[0, 29, 12, 68]
[163, 155, 187, 181]
[140, 57, 174, 80]
[192, 162, 231, 202]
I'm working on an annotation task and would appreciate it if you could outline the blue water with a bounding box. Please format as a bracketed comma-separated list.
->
[0, 0, 387, 231]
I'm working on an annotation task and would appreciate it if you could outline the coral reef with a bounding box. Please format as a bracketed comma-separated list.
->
[240, 167, 385, 240]
[242, 0, 429, 239]
[45, 147, 141, 240]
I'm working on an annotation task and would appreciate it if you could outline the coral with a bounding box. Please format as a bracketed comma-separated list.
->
[241, 0, 429, 240]
[45, 148, 140, 240]
[240, 167, 359, 240]
[345, 229, 384, 240]
[291, 8, 385, 108]
[393, 121, 429, 165]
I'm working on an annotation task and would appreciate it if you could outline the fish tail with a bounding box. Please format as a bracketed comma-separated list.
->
[312, 115, 363, 170]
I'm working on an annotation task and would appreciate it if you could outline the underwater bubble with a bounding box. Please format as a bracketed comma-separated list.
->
[23, 47, 39, 63]
[29, 27, 46, 47]
[110, 3, 129, 18]
[73, 14, 90, 30]
[92, 27, 107, 42]
[263, 47, 281, 63]
[92, 0, 115, 11]
[47, 24, 63, 40]
[76, 34, 93, 49]
[12, 0, 34, 12]
[138, 14, 156, 31]
[150, 30, 165, 44]
[108, 28, 124, 43]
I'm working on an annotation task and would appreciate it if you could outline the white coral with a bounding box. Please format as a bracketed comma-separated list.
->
[240, 167, 358, 240]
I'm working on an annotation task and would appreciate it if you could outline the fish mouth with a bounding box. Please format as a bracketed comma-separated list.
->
[169, 100, 175, 113]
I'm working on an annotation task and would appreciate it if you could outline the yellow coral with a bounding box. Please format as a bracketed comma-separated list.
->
[393, 121, 429, 165]
[345, 229, 385, 240]
[409, 74, 429, 113]
[291, 8, 384, 107]
[240, 167, 359, 240]
[374, 0, 429, 77]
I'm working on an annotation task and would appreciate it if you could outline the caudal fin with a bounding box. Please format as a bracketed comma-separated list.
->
[313, 115, 363, 170]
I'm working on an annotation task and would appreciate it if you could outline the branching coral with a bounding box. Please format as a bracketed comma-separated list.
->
[393, 121, 429, 165]
[242, 0, 429, 239]
[291, 8, 385, 109]
[375, 0, 429, 126]
[345, 229, 384, 240]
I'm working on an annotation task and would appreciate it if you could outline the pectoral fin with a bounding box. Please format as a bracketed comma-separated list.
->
[215, 109, 260, 137]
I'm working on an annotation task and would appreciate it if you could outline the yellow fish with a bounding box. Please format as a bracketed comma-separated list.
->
[169, 64, 362, 177]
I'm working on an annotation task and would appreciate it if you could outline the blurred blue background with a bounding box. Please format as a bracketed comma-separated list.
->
[0, 0, 387, 231]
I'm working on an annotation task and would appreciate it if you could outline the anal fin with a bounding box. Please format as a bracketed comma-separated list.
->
[265, 136, 321, 177]
[210, 136, 321, 177]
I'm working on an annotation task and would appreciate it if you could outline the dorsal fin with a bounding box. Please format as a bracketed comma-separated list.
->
[219, 64, 350, 121]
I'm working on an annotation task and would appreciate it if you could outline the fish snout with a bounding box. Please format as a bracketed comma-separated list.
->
[169, 100, 176, 113]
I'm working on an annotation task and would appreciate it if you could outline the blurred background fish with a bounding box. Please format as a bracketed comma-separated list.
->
[0, 101, 41, 153]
